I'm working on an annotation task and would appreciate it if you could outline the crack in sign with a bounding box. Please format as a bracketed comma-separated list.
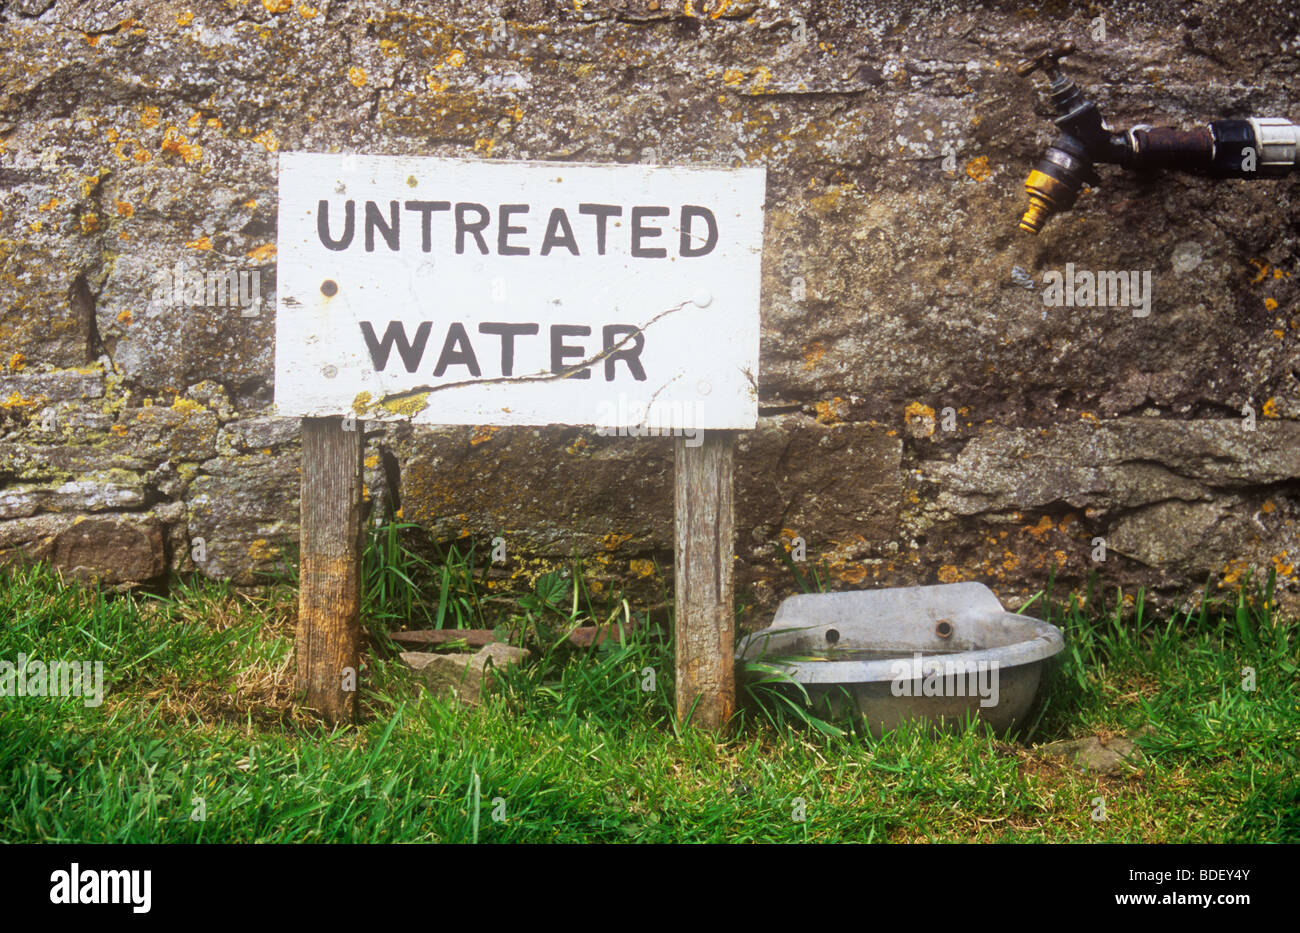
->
[374, 299, 693, 413]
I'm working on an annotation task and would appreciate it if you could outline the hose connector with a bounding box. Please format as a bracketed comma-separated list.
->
[1019, 136, 1095, 234]
[1248, 117, 1300, 176]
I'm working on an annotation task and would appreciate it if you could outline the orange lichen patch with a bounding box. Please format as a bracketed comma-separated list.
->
[1053, 549, 1068, 567]
[110, 423, 128, 436]
[629, 558, 656, 578]
[565, 435, 589, 455]
[1264, 297, 1279, 311]
[425, 75, 449, 93]
[298, 4, 319, 17]
[1248, 258, 1269, 284]
[176, 11, 194, 25]
[253, 129, 278, 152]
[815, 397, 846, 425]
[443, 50, 466, 67]
[246, 243, 276, 262]
[186, 112, 202, 130]
[1001, 549, 1019, 572]
[801, 341, 826, 370]
[185, 235, 212, 250]
[248, 539, 281, 561]
[808, 185, 845, 212]
[116, 309, 133, 325]
[964, 156, 991, 181]
[1262, 397, 1279, 419]
[263, 0, 293, 13]
[161, 126, 202, 163]
[114, 199, 134, 217]
[469, 425, 498, 445]
[1057, 512, 1078, 532]
[1273, 552, 1294, 577]
[1079, 411, 1098, 423]
[79, 213, 100, 234]
[1261, 501, 1276, 514]
[474, 138, 496, 155]
[836, 563, 868, 585]
[38, 196, 61, 211]
[722, 68, 745, 86]
[904, 401, 936, 436]
[347, 66, 368, 87]
[244, 199, 257, 209]
[28, 220, 42, 233]
[937, 564, 962, 583]
[1, 392, 45, 414]
[601, 532, 632, 551]
[1022, 515, 1054, 539]
[364, 454, 380, 469]
[1220, 558, 1250, 587]
[1274, 329, 1286, 340]
[8, 353, 25, 372]
[83, 33, 101, 46]
[80, 172, 107, 198]
[111, 136, 143, 162]
[140, 106, 161, 129]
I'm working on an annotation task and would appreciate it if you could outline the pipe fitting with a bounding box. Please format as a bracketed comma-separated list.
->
[1249, 117, 1300, 175]
[1016, 41, 1297, 233]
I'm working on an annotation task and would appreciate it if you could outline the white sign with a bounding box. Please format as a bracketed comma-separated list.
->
[274, 153, 765, 430]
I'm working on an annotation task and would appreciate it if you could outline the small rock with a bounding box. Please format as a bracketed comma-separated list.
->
[401, 642, 530, 706]
[1039, 734, 1144, 775]
[1010, 265, 1035, 289]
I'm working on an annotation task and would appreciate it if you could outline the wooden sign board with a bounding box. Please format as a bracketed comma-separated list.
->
[275, 153, 765, 431]
[278, 153, 765, 730]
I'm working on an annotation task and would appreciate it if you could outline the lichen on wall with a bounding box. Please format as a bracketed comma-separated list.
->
[0, 0, 1295, 615]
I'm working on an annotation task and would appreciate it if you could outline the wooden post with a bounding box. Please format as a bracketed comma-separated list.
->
[297, 416, 364, 724]
[673, 430, 736, 730]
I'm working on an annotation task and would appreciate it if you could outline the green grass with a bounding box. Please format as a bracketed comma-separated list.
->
[0, 542, 1296, 842]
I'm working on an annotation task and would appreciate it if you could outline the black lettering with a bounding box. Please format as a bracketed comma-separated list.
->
[680, 205, 718, 257]
[365, 200, 400, 252]
[318, 199, 355, 250]
[359, 320, 432, 373]
[455, 203, 491, 255]
[550, 324, 591, 379]
[540, 208, 580, 256]
[404, 200, 450, 252]
[602, 325, 646, 381]
[498, 204, 530, 255]
[578, 203, 622, 255]
[631, 206, 669, 258]
[478, 322, 539, 376]
[432, 322, 481, 377]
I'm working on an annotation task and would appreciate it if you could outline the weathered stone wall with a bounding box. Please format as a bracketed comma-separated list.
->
[1, 0, 1297, 620]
